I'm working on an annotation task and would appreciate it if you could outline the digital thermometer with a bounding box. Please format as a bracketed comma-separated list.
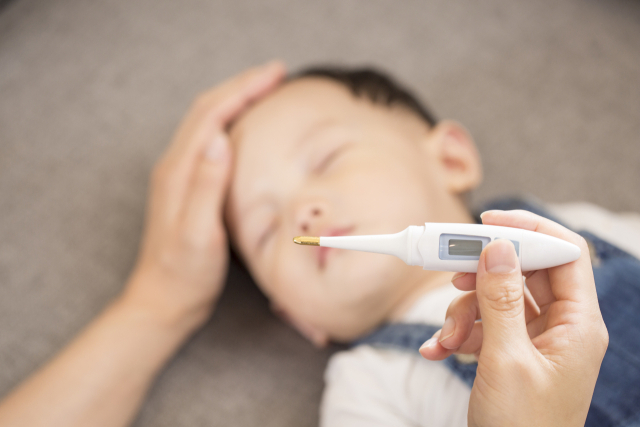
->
[293, 223, 581, 273]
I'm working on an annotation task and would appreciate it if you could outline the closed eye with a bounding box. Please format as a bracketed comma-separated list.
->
[314, 144, 351, 173]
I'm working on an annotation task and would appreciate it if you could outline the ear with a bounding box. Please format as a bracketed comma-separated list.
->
[424, 120, 483, 194]
[270, 303, 329, 348]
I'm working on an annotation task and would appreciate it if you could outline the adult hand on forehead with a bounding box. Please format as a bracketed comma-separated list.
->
[420, 210, 608, 427]
[0, 62, 287, 427]
[126, 61, 286, 329]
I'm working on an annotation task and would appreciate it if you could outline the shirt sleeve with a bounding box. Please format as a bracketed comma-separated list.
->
[320, 346, 470, 427]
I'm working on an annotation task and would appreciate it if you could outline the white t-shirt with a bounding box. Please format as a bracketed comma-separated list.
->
[320, 202, 640, 427]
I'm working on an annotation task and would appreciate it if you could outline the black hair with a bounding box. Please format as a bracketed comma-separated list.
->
[289, 66, 438, 127]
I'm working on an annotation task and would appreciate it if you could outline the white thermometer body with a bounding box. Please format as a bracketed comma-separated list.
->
[318, 223, 581, 273]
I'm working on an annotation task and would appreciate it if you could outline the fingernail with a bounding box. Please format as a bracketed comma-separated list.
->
[485, 239, 517, 273]
[439, 317, 456, 343]
[205, 134, 228, 161]
[451, 272, 466, 281]
[419, 336, 439, 351]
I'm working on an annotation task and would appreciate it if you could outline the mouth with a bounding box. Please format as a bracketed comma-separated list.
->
[317, 226, 355, 269]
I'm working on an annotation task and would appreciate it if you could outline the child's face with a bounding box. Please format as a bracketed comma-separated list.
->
[226, 78, 481, 344]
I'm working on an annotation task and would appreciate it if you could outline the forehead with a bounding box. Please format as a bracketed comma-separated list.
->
[230, 77, 358, 149]
[227, 79, 362, 202]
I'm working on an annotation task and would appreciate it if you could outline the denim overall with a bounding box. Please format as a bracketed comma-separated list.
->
[354, 198, 640, 427]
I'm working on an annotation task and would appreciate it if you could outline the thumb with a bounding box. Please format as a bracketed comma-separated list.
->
[476, 239, 529, 355]
[181, 133, 232, 239]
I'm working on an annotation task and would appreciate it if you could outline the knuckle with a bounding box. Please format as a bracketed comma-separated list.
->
[481, 279, 523, 315]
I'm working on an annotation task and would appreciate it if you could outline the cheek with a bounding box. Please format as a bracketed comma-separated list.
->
[336, 157, 437, 229]
[271, 248, 410, 323]
[326, 250, 411, 302]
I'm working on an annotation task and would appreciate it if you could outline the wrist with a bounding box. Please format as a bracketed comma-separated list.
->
[120, 269, 216, 337]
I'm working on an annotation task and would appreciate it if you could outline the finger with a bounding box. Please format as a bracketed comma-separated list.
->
[419, 330, 452, 360]
[523, 282, 541, 321]
[181, 133, 232, 245]
[152, 61, 286, 224]
[420, 290, 481, 361]
[524, 268, 555, 315]
[436, 287, 539, 355]
[451, 272, 477, 291]
[475, 238, 530, 355]
[163, 61, 286, 167]
[456, 322, 484, 354]
[480, 209, 595, 308]
[525, 310, 549, 339]
[420, 323, 485, 361]
[438, 291, 481, 350]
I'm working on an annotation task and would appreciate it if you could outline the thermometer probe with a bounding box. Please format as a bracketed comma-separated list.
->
[293, 223, 581, 273]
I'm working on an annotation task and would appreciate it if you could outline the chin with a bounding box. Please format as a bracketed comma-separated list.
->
[338, 252, 406, 290]
[324, 312, 389, 343]
[324, 257, 404, 322]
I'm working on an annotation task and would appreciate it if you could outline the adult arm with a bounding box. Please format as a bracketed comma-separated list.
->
[0, 61, 286, 427]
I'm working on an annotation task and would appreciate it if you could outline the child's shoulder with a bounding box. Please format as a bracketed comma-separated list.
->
[545, 201, 640, 259]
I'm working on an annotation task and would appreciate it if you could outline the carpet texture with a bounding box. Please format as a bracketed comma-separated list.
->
[1, 0, 638, 425]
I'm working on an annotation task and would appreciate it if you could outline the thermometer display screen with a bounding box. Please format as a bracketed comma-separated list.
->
[448, 239, 483, 256]
[439, 234, 491, 260]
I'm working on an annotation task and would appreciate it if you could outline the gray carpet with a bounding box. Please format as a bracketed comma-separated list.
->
[1, 0, 638, 425]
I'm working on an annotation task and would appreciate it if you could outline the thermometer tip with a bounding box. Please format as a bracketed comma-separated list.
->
[293, 236, 320, 246]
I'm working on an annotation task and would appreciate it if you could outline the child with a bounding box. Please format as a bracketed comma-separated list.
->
[224, 67, 640, 426]
[0, 63, 634, 427]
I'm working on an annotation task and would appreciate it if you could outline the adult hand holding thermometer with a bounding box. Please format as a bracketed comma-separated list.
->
[296, 209, 606, 427]
[293, 221, 580, 272]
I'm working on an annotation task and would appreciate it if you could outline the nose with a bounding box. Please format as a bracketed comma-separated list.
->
[295, 202, 324, 235]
